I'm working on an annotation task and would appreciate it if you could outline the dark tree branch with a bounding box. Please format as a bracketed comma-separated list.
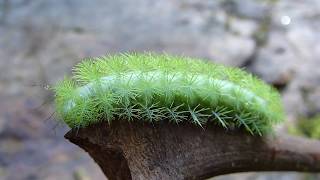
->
[65, 121, 320, 180]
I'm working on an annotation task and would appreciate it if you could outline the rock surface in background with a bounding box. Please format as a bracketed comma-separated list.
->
[0, 0, 320, 179]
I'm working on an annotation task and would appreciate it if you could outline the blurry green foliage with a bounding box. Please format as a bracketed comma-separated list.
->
[289, 115, 320, 139]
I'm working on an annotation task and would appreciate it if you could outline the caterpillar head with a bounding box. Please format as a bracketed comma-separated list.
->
[53, 53, 284, 136]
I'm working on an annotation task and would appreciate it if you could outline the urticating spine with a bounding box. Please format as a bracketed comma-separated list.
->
[54, 53, 284, 136]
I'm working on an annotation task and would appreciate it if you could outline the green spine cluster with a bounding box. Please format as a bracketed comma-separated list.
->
[54, 53, 284, 135]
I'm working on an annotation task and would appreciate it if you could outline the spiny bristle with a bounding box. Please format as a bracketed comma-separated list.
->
[54, 53, 284, 135]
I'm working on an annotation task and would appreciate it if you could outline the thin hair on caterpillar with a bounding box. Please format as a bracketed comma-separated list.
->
[25, 82, 53, 108]
[25, 82, 66, 134]
[53, 53, 285, 136]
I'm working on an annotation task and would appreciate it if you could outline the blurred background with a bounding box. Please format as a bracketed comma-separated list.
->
[0, 0, 320, 179]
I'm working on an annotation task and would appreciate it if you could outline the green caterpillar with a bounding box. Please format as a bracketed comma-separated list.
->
[54, 53, 284, 135]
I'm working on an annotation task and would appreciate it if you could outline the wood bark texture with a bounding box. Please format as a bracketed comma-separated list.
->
[65, 121, 320, 180]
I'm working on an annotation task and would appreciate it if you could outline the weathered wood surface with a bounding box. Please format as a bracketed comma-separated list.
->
[65, 121, 320, 180]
